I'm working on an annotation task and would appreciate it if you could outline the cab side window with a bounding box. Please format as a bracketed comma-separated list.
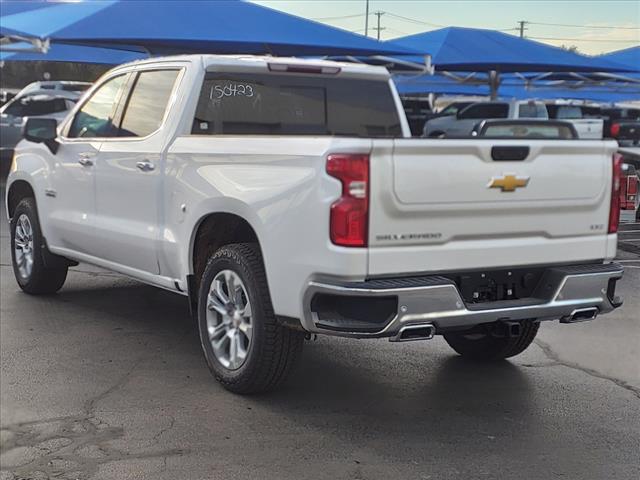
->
[118, 70, 179, 138]
[67, 74, 127, 138]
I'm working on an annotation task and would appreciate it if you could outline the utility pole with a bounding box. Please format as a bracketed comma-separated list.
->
[364, 0, 369, 37]
[373, 11, 385, 40]
[518, 20, 528, 38]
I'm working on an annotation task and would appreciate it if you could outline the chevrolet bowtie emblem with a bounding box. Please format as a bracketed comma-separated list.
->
[488, 174, 530, 192]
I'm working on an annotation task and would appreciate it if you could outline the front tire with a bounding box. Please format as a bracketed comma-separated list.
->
[197, 243, 304, 394]
[443, 321, 539, 361]
[10, 197, 68, 294]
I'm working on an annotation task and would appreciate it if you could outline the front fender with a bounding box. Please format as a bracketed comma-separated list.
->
[5, 143, 51, 220]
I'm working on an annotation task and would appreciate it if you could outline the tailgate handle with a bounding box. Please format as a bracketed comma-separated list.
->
[491, 146, 530, 161]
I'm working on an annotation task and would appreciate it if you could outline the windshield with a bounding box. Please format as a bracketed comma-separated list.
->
[481, 122, 576, 139]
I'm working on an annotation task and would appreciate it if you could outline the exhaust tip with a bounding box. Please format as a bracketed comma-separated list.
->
[391, 323, 436, 342]
[561, 307, 599, 323]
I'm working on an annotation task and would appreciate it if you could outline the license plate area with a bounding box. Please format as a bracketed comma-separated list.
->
[445, 267, 546, 304]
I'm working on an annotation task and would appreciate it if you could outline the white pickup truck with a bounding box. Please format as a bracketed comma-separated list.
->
[423, 100, 549, 138]
[6, 55, 624, 394]
[546, 104, 604, 140]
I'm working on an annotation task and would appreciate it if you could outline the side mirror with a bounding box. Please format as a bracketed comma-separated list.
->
[24, 117, 59, 153]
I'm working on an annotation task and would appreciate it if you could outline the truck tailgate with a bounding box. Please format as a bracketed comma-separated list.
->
[568, 119, 604, 139]
[368, 139, 619, 276]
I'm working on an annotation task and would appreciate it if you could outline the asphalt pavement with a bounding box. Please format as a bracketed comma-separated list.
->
[1, 188, 639, 480]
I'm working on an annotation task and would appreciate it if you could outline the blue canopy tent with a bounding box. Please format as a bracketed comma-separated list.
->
[393, 72, 640, 103]
[394, 73, 490, 96]
[0, 42, 147, 64]
[0, 0, 60, 53]
[388, 27, 636, 98]
[0, 0, 423, 58]
[599, 46, 640, 70]
[392, 27, 631, 73]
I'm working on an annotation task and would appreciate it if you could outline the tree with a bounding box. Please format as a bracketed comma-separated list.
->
[559, 44, 580, 54]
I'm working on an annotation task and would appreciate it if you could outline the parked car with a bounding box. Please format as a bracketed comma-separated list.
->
[545, 103, 604, 139]
[402, 98, 434, 137]
[428, 101, 474, 119]
[6, 55, 624, 394]
[0, 92, 78, 159]
[471, 119, 578, 139]
[12, 80, 92, 100]
[423, 99, 548, 138]
[0, 89, 18, 107]
[620, 162, 640, 222]
[601, 107, 640, 147]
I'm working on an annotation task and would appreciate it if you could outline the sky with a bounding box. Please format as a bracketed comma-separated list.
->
[253, 0, 640, 55]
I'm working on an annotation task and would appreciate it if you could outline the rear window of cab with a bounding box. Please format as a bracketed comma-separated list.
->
[192, 73, 402, 138]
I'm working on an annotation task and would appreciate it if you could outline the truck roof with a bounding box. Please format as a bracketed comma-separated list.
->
[110, 54, 392, 79]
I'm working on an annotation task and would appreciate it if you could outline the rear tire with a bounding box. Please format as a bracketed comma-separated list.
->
[197, 243, 304, 394]
[443, 321, 539, 361]
[10, 197, 68, 294]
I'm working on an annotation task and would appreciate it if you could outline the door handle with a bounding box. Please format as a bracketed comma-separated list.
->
[78, 157, 94, 167]
[136, 161, 155, 172]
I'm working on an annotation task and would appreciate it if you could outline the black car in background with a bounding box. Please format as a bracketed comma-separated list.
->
[601, 107, 640, 146]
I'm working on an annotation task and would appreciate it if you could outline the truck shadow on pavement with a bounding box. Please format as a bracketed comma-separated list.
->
[3, 274, 539, 477]
[38, 273, 535, 419]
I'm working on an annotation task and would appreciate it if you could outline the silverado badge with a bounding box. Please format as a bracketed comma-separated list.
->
[488, 174, 530, 192]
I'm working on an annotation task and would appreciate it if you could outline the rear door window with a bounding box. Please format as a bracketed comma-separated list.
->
[547, 105, 584, 119]
[518, 103, 548, 118]
[192, 73, 402, 137]
[458, 103, 509, 119]
[441, 102, 471, 116]
[118, 69, 180, 137]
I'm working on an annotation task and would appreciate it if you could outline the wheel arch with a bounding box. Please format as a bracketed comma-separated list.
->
[190, 211, 263, 289]
[7, 179, 36, 219]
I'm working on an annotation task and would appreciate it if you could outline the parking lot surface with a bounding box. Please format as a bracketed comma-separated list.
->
[1, 188, 639, 480]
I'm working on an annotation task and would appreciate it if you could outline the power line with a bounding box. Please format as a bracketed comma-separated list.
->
[385, 27, 410, 36]
[311, 13, 365, 21]
[528, 21, 640, 30]
[529, 36, 638, 43]
[384, 11, 519, 32]
[383, 11, 446, 28]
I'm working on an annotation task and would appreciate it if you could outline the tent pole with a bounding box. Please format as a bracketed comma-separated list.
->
[489, 70, 500, 100]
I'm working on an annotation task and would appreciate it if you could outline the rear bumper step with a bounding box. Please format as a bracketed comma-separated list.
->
[302, 263, 623, 338]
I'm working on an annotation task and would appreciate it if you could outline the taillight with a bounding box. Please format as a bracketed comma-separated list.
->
[609, 153, 623, 233]
[327, 154, 369, 247]
[610, 123, 620, 137]
[624, 174, 638, 210]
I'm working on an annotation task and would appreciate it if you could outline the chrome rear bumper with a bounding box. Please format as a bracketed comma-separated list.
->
[302, 263, 624, 338]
